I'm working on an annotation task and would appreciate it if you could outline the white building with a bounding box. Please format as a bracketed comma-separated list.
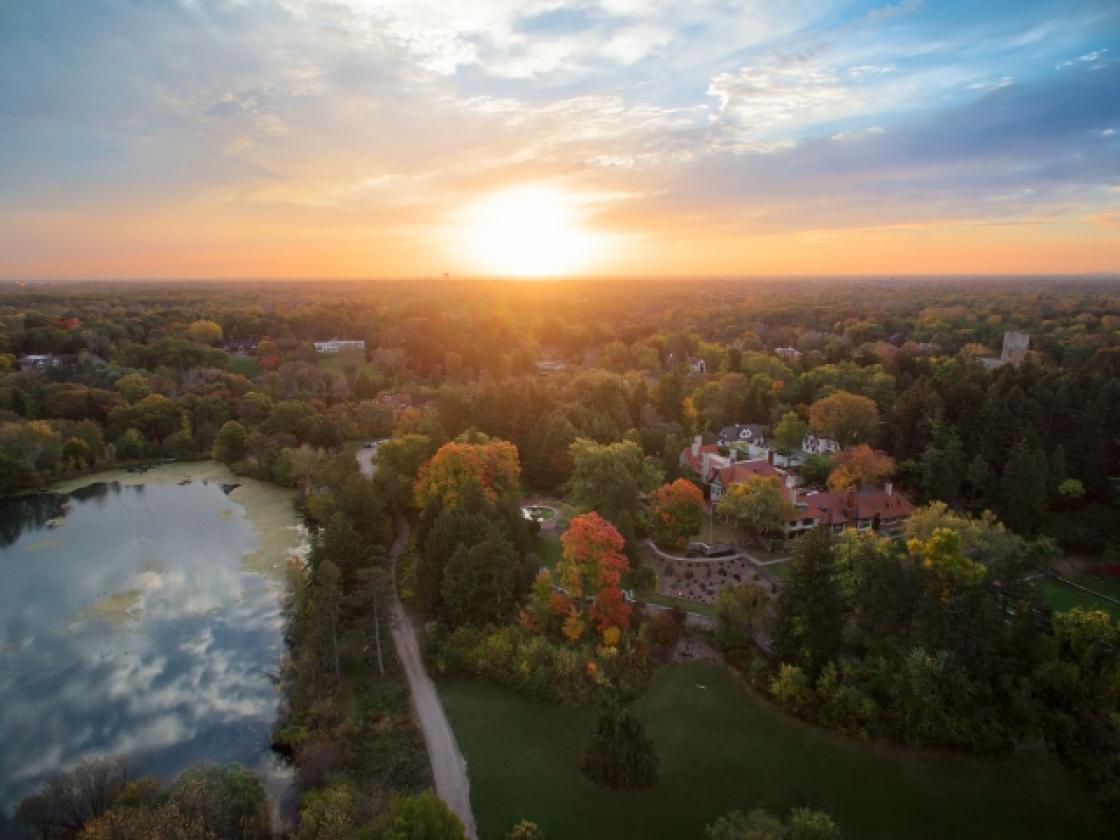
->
[801, 433, 841, 455]
[313, 339, 366, 354]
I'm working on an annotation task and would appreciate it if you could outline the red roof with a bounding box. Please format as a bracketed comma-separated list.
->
[713, 460, 780, 487]
[682, 443, 721, 475]
[793, 485, 914, 526]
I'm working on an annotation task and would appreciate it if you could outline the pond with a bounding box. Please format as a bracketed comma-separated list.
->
[0, 463, 307, 832]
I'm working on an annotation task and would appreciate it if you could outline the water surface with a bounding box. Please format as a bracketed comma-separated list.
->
[0, 466, 304, 831]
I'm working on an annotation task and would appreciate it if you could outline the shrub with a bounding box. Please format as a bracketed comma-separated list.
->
[581, 702, 659, 791]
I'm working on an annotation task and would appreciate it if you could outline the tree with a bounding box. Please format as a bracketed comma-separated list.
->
[414, 438, 521, 510]
[506, 820, 545, 840]
[707, 808, 785, 840]
[557, 512, 632, 637]
[920, 422, 964, 505]
[316, 559, 343, 686]
[773, 527, 843, 676]
[773, 410, 808, 454]
[212, 420, 248, 465]
[998, 437, 1048, 534]
[164, 764, 270, 840]
[378, 790, 467, 840]
[827, 444, 895, 492]
[798, 453, 833, 487]
[809, 390, 879, 447]
[347, 564, 393, 677]
[440, 529, 520, 627]
[716, 476, 793, 547]
[80, 804, 215, 840]
[713, 581, 771, 657]
[187, 319, 224, 345]
[114, 372, 151, 404]
[649, 479, 704, 549]
[581, 701, 659, 791]
[17, 757, 130, 839]
[566, 437, 663, 527]
[788, 808, 841, 840]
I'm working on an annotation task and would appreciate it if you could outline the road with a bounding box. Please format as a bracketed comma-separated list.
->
[388, 516, 477, 838]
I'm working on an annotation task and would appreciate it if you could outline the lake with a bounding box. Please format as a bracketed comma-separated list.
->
[0, 463, 306, 833]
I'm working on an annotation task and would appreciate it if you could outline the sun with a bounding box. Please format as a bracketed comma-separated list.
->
[458, 185, 603, 277]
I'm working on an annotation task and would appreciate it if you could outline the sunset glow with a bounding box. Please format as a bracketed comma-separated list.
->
[1, 1, 1118, 278]
[458, 186, 604, 277]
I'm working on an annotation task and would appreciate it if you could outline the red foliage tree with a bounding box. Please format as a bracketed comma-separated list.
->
[558, 512, 632, 638]
[649, 479, 704, 549]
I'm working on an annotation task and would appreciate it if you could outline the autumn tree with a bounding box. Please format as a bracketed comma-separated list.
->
[556, 512, 632, 639]
[212, 420, 248, 465]
[414, 437, 521, 510]
[827, 444, 895, 492]
[187, 319, 224, 345]
[649, 478, 704, 549]
[716, 476, 793, 547]
[378, 790, 467, 840]
[809, 390, 879, 447]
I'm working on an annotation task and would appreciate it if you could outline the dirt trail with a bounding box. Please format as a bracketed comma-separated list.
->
[389, 516, 477, 838]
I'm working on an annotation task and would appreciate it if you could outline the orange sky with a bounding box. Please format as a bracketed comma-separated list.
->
[2, 1, 1118, 278]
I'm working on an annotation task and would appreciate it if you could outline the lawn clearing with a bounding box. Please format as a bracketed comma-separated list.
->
[440, 662, 1113, 840]
[533, 533, 562, 570]
[1041, 577, 1120, 621]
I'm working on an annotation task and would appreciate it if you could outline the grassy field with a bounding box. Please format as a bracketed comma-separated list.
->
[1041, 577, 1120, 621]
[533, 533, 562, 569]
[440, 662, 1114, 840]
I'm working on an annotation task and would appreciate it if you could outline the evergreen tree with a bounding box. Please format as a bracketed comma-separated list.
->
[920, 421, 964, 506]
[581, 701, 659, 791]
[774, 527, 843, 677]
[998, 437, 1048, 534]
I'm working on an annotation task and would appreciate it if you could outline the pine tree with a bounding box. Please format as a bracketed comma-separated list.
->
[773, 527, 843, 677]
[581, 701, 659, 791]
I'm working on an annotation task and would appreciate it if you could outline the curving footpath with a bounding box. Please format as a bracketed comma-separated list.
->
[389, 516, 477, 838]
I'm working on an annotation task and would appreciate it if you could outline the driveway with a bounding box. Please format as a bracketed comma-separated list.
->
[389, 516, 477, 838]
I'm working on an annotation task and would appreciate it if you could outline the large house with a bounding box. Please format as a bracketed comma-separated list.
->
[680, 436, 782, 499]
[801, 433, 841, 455]
[313, 339, 366, 354]
[784, 478, 914, 538]
[718, 423, 765, 447]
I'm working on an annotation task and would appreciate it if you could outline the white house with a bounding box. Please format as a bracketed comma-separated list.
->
[313, 339, 366, 354]
[801, 433, 841, 455]
[688, 358, 707, 375]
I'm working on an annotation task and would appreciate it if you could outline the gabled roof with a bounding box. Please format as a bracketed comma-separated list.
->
[712, 460, 780, 487]
[681, 443, 721, 474]
[795, 485, 915, 525]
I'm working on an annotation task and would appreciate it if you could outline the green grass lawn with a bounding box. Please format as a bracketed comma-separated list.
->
[228, 354, 259, 377]
[440, 662, 1114, 840]
[1041, 577, 1120, 621]
[533, 533, 562, 570]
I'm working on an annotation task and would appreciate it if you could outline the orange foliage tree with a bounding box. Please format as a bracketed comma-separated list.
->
[827, 444, 896, 492]
[557, 512, 632, 639]
[809, 390, 880, 447]
[413, 438, 520, 509]
[649, 479, 705, 549]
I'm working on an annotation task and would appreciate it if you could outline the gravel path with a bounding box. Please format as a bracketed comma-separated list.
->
[389, 516, 477, 838]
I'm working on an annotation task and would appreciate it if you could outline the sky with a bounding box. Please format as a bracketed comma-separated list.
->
[1, 0, 1118, 278]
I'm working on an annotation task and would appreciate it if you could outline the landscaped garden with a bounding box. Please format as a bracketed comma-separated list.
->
[440, 662, 1114, 840]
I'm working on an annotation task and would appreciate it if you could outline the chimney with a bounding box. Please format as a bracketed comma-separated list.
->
[729, 448, 738, 463]
[767, 449, 775, 465]
[845, 486, 857, 514]
[701, 452, 712, 480]
[691, 436, 701, 458]
[885, 481, 893, 497]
